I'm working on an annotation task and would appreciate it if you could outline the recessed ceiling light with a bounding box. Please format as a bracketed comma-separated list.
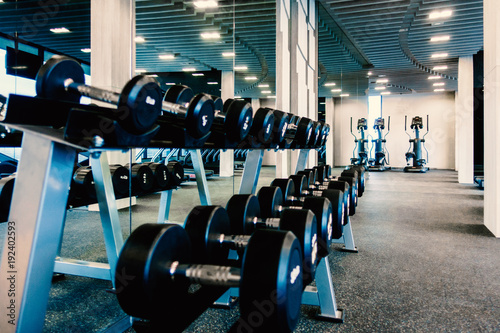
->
[135, 69, 147, 73]
[320, 102, 326, 105]
[433, 82, 445, 86]
[234, 96, 242, 99]
[194, 1, 218, 8]
[201, 32, 220, 39]
[433, 65, 448, 70]
[165, 82, 176, 86]
[192, 73, 204, 76]
[324, 83, 336, 86]
[431, 53, 448, 58]
[376, 79, 389, 83]
[81, 48, 91, 53]
[148, 74, 158, 78]
[368, 71, 373, 75]
[428, 76, 441, 80]
[375, 86, 386, 90]
[267, 96, 276, 99]
[340, 94, 350, 97]
[182, 67, 196, 72]
[381, 92, 391, 95]
[234, 66, 248, 70]
[258, 84, 269, 88]
[434, 88, 445, 92]
[261, 90, 272, 94]
[431, 35, 450, 42]
[331, 89, 342, 92]
[135, 36, 145, 43]
[245, 76, 258, 80]
[222, 52, 235, 57]
[207, 82, 218, 85]
[159, 54, 175, 60]
[429, 10, 452, 20]
[50, 27, 70, 33]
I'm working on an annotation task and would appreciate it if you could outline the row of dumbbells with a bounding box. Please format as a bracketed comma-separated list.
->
[68, 161, 185, 208]
[113, 165, 366, 332]
[30, 55, 329, 149]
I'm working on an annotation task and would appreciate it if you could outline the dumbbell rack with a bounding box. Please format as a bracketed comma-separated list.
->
[214, 149, 344, 322]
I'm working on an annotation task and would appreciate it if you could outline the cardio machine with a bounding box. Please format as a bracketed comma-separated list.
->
[350, 118, 369, 167]
[404, 115, 429, 173]
[368, 117, 390, 171]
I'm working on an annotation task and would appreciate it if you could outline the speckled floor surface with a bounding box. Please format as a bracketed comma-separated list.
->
[0, 167, 498, 332]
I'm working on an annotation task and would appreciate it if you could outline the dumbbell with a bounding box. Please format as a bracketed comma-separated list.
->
[307, 121, 323, 149]
[166, 86, 252, 143]
[116, 223, 304, 332]
[0, 174, 15, 222]
[280, 114, 314, 148]
[298, 168, 352, 221]
[265, 108, 291, 146]
[309, 166, 358, 212]
[142, 162, 170, 191]
[165, 161, 184, 187]
[71, 164, 129, 201]
[125, 163, 154, 194]
[186, 204, 317, 286]
[35, 55, 162, 134]
[36, 56, 215, 140]
[242, 107, 275, 146]
[256, 185, 337, 258]
[271, 175, 345, 227]
[346, 165, 366, 195]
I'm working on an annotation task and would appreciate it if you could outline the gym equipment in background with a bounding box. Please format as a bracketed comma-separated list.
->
[368, 117, 390, 171]
[404, 115, 429, 173]
[350, 118, 370, 167]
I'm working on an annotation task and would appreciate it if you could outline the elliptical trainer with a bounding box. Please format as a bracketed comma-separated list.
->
[404, 115, 429, 173]
[350, 118, 369, 167]
[368, 117, 390, 171]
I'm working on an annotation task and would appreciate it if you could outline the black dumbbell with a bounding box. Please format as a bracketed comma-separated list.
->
[186, 204, 317, 286]
[0, 174, 15, 222]
[115, 222, 304, 332]
[298, 168, 352, 222]
[166, 86, 252, 143]
[35, 55, 163, 134]
[125, 163, 154, 194]
[165, 161, 184, 187]
[346, 165, 366, 195]
[72, 164, 129, 201]
[279, 114, 314, 148]
[271, 175, 345, 229]
[143, 162, 170, 191]
[256, 185, 338, 258]
[243, 107, 275, 146]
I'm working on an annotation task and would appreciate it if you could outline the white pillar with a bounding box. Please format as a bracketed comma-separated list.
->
[456, 56, 474, 184]
[91, 0, 135, 165]
[325, 97, 335, 167]
[276, 0, 318, 176]
[483, 0, 500, 237]
[219, 70, 235, 177]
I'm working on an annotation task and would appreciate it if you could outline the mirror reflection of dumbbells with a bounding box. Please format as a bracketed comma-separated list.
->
[179, 204, 316, 288]
[115, 209, 305, 332]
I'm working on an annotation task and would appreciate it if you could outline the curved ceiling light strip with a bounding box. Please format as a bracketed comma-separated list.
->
[234, 35, 269, 95]
[398, 0, 457, 81]
[387, 83, 416, 93]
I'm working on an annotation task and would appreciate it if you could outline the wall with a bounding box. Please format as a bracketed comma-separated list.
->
[334, 92, 456, 169]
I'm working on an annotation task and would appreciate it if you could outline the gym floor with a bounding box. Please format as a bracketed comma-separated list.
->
[0, 166, 499, 332]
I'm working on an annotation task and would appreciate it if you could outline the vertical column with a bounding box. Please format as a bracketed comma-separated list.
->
[483, 0, 500, 237]
[276, 0, 318, 176]
[456, 56, 474, 184]
[91, 0, 135, 165]
[325, 97, 335, 167]
[220, 70, 235, 177]
[276, 0, 292, 178]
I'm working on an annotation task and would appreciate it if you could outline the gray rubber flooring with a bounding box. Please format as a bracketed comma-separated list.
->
[0, 167, 499, 332]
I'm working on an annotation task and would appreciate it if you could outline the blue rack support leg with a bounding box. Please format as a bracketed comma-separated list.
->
[301, 256, 344, 322]
[0, 132, 76, 333]
[330, 216, 358, 252]
[157, 189, 173, 223]
[294, 149, 310, 174]
[238, 150, 265, 194]
[189, 149, 211, 205]
[53, 152, 126, 283]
